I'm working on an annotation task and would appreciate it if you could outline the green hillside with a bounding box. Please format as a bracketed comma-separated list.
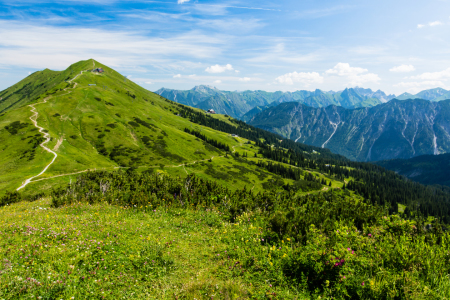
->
[0, 59, 344, 198]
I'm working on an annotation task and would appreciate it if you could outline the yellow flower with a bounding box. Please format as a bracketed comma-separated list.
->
[287, 238, 291, 241]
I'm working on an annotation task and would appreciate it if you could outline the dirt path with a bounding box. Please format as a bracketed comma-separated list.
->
[17, 98, 59, 191]
[16, 68, 89, 191]
[22, 131, 247, 186]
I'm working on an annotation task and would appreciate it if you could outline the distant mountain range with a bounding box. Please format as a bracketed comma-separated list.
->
[157, 86, 450, 120]
[396, 88, 450, 101]
[247, 99, 450, 161]
[376, 153, 450, 187]
[156, 86, 396, 119]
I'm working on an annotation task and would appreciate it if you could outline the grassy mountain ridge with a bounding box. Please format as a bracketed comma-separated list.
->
[0, 59, 343, 197]
[0, 60, 95, 113]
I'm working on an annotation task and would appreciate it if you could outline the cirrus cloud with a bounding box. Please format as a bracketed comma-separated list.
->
[205, 64, 234, 73]
[275, 71, 323, 86]
[239, 77, 251, 82]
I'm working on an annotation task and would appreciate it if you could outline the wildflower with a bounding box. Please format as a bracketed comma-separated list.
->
[368, 234, 372, 237]
[361, 282, 365, 286]
[287, 238, 291, 241]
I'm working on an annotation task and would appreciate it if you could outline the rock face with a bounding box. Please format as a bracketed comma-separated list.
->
[248, 99, 450, 161]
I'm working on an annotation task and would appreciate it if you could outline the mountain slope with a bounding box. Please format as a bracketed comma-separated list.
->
[156, 87, 391, 118]
[376, 153, 450, 187]
[0, 59, 341, 197]
[0, 60, 94, 113]
[248, 99, 450, 161]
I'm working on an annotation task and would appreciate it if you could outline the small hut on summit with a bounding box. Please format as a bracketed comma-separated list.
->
[206, 109, 216, 114]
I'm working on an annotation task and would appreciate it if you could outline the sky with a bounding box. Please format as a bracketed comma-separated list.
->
[1, 0, 450, 95]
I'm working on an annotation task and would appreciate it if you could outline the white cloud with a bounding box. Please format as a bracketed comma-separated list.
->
[173, 74, 181, 78]
[205, 64, 234, 73]
[429, 21, 443, 27]
[325, 63, 367, 76]
[325, 63, 380, 85]
[395, 81, 444, 88]
[28, 71, 31, 75]
[275, 71, 323, 86]
[239, 77, 251, 82]
[178, 0, 190, 4]
[389, 64, 415, 73]
[214, 80, 222, 84]
[394, 80, 446, 94]
[145, 81, 153, 84]
[235, 70, 240, 73]
[417, 21, 443, 29]
[188, 74, 196, 78]
[411, 67, 450, 80]
[126, 75, 132, 78]
[0, 20, 224, 71]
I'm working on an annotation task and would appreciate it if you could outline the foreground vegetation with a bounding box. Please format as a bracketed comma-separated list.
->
[1, 171, 450, 299]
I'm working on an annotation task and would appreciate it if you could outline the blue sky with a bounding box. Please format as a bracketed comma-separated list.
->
[1, 0, 450, 95]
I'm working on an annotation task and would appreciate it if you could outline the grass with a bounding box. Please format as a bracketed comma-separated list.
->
[0, 198, 304, 299]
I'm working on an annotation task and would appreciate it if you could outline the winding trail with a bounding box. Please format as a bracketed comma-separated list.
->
[22, 134, 247, 186]
[16, 68, 90, 191]
[17, 98, 59, 191]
